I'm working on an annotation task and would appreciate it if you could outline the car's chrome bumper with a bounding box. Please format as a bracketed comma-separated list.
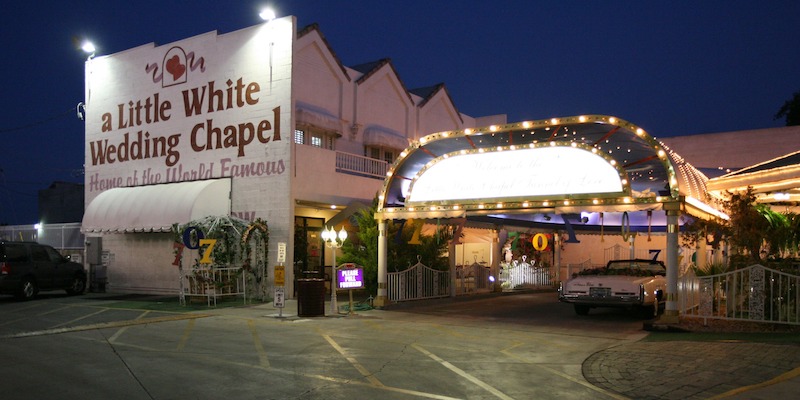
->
[559, 294, 644, 306]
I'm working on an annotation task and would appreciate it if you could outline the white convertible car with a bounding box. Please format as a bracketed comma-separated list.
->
[559, 259, 666, 316]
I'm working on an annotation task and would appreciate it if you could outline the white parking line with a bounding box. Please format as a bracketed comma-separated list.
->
[412, 343, 515, 400]
[36, 305, 71, 316]
[50, 308, 108, 328]
[323, 334, 384, 387]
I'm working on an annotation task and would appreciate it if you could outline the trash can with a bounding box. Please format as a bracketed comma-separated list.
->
[296, 278, 325, 317]
[302, 270, 322, 279]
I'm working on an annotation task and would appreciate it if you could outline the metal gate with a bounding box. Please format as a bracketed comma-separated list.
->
[456, 261, 492, 294]
[388, 259, 450, 302]
[499, 256, 552, 290]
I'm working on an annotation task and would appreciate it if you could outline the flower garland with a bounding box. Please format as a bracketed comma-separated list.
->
[241, 218, 269, 262]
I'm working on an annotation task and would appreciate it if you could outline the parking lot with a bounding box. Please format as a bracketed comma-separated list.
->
[0, 291, 654, 399]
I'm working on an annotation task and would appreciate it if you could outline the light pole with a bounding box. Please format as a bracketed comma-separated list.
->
[322, 226, 347, 314]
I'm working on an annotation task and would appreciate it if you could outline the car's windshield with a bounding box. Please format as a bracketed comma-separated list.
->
[577, 260, 665, 277]
[606, 260, 665, 276]
[44, 246, 65, 263]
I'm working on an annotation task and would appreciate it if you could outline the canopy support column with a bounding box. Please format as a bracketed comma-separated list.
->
[374, 219, 389, 307]
[449, 236, 458, 298]
[490, 230, 500, 291]
[661, 202, 681, 323]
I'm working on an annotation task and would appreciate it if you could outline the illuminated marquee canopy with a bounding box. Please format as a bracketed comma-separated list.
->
[376, 115, 718, 227]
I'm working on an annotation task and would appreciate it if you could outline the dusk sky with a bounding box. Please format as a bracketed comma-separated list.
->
[1, 1, 799, 225]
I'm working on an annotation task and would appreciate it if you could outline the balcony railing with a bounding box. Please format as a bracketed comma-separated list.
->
[335, 151, 388, 179]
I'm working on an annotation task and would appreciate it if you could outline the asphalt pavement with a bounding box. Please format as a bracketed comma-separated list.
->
[0, 291, 797, 399]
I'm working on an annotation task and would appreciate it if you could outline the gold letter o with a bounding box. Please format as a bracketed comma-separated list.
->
[532, 233, 549, 251]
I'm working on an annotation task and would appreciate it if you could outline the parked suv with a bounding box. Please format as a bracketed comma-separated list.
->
[0, 241, 87, 300]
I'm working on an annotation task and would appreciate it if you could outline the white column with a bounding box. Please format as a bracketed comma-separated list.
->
[553, 231, 561, 282]
[449, 239, 457, 298]
[490, 230, 500, 291]
[374, 219, 389, 307]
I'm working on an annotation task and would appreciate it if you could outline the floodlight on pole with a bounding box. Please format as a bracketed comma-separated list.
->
[81, 40, 96, 60]
[259, 8, 276, 22]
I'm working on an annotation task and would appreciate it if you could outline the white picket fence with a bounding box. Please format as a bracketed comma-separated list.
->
[679, 264, 800, 325]
[184, 267, 246, 306]
[388, 261, 450, 302]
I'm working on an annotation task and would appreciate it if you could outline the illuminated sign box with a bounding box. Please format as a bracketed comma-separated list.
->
[407, 146, 624, 202]
[338, 267, 364, 289]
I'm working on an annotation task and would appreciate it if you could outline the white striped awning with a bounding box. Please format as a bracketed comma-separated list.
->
[82, 179, 231, 233]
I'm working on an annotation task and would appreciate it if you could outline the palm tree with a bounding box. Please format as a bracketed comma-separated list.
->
[756, 204, 792, 258]
[775, 90, 800, 126]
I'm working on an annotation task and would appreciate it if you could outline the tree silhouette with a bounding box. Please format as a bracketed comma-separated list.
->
[774, 90, 800, 126]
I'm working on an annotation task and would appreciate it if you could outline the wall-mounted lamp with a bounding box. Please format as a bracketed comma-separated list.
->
[76, 102, 86, 121]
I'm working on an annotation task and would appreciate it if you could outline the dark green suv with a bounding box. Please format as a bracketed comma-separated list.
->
[0, 241, 87, 300]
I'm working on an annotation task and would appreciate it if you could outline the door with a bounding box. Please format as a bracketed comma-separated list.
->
[44, 246, 73, 288]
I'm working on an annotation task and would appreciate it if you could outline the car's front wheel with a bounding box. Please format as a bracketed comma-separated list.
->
[16, 277, 37, 300]
[574, 304, 590, 315]
[66, 274, 87, 295]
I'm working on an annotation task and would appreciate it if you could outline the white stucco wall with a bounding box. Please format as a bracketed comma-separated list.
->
[357, 72, 413, 137]
[84, 17, 296, 294]
[101, 233, 176, 294]
[294, 37, 351, 123]
[417, 92, 464, 137]
[292, 144, 381, 205]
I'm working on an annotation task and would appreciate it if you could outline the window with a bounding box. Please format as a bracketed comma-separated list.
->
[4, 244, 29, 262]
[31, 246, 49, 262]
[294, 126, 336, 150]
[365, 146, 398, 164]
[45, 246, 64, 263]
